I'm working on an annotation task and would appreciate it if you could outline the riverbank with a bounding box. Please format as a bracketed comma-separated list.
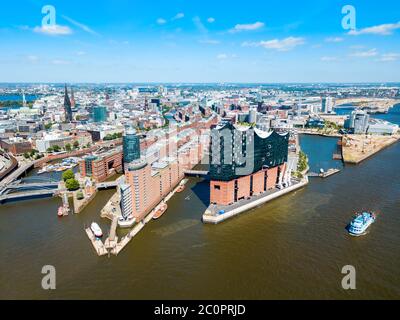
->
[342, 134, 400, 164]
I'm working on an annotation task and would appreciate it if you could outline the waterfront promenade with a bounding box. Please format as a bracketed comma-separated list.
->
[203, 177, 309, 224]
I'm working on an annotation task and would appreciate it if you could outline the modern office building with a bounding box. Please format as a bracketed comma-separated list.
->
[64, 84, 73, 122]
[321, 97, 334, 114]
[345, 110, 370, 134]
[93, 106, 108, 123]
[209, 122, 289, 206]
[123, 127, 141, 164]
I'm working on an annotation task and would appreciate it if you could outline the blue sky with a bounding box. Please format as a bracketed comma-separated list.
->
[0, 0, 399, 83]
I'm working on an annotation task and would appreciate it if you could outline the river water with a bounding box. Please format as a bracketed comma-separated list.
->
[1, 108, 400, 299]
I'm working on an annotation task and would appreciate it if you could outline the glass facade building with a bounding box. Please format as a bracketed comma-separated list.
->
[93, 106, 108, 123]
[123, 128, 141, 164]
[209, 122, 289, 181]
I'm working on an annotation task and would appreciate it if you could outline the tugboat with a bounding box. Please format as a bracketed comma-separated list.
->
[90, 222, 103, 238]
[348, 211, 376, 236]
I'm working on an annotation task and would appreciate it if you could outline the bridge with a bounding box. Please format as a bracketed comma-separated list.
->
[0, 182, 59, 196]
[96, 181, 118, 190]
[183, 170, 209, 177]
[0, 161, 36, 188]
[0, 189, 63, 204]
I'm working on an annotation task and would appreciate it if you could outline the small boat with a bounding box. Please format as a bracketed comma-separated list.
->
[90, 222, 103, 238]
[348, 211, 376, 236]
[176, 185, 185, 193]
[38, 168, 48, 175]
[57, 206, 64, 217]
[153, 203, 168, 220]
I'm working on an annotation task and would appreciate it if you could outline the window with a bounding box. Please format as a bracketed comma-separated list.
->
[214, 185, 221, 190]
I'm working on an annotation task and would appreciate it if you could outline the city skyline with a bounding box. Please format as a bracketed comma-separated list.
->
[0, 0, 400, 83]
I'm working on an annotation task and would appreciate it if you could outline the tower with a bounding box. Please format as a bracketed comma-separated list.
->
[70, 87, 76, 108]
[123, 127, 141, 164]
[64, 84, 73, 122]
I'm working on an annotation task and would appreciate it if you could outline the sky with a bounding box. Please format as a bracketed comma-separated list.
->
[0, 0, 399, 83]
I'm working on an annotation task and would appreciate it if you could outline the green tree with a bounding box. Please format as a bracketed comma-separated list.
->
[52, 145, 61, 152]
[73, 141, 79, 149]
[76, 190, 84, 200]
[46, 147, 53, 153]
[65, 178, 80, 191]
[65, 143, 72, 152]
[62, 169, 75, 182]
[23, 152, 30, 159]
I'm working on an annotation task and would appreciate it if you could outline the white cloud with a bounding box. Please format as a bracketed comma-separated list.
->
[33, 25, 72, 36]
[51, 59, 71, 65]
[230, 22, 264, 33]
[157, 18, 167, 25]
[26, 55, 39, 63]
[62, 15, 100, 36]
[172, 13, 184, 21]
[348, 22, 400, 36]
[325, 37, 343, 43]
[76, 51, 86, 56]
[207, 17, 215, 23]
[193, 16, 208, 34]
[216, 53, 237, 60]
[199, 39, 220, 45]
[242, 37, 305, 51]
[378, 53, 400, 62]
[320, 56, 338, 62]
[349, 48, 378, 57]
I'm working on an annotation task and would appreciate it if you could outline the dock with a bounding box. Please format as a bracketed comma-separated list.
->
[85, 227, 108, 256]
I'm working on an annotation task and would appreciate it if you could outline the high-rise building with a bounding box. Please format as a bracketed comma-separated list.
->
[119, 183, 133, 219]
[345, 110, 370, 134]
[64, 84, 73, 122]
[322, 96, 334, 113]
[209, 122, 289, 206]
[123, 127, 141, 164]
[248, 108, 258, 124]
[93, 106, 108, 123]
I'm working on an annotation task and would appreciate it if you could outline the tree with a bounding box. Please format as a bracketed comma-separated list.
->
[23, 152, 30, 159]
[65, 178, 80, 191]
[73, 141, 79, 149]
[46, 147, 53, 153]
[52, 145, 61, 152]
[76, 190, 84, 200]
[62, 169, 75, 182]
[65, 143, 72, 152]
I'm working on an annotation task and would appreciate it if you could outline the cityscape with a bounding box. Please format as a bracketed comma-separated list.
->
[1, 0, 400, 303]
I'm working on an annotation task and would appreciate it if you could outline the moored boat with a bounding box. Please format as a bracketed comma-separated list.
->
[153, 203, 168, 220]
[57, 206, 64, 217]
[90, 222, 103, 238]
[348, 211, 376, 236]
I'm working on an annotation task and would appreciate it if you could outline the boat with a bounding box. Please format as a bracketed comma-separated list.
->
[57, 206, 64, 217]
[38, 168, 48, 175]
[176, 185, 185, 193]
[348, 211, 376, 236]
[90, 222, 103, 238]
[153, 203, 168, 220]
